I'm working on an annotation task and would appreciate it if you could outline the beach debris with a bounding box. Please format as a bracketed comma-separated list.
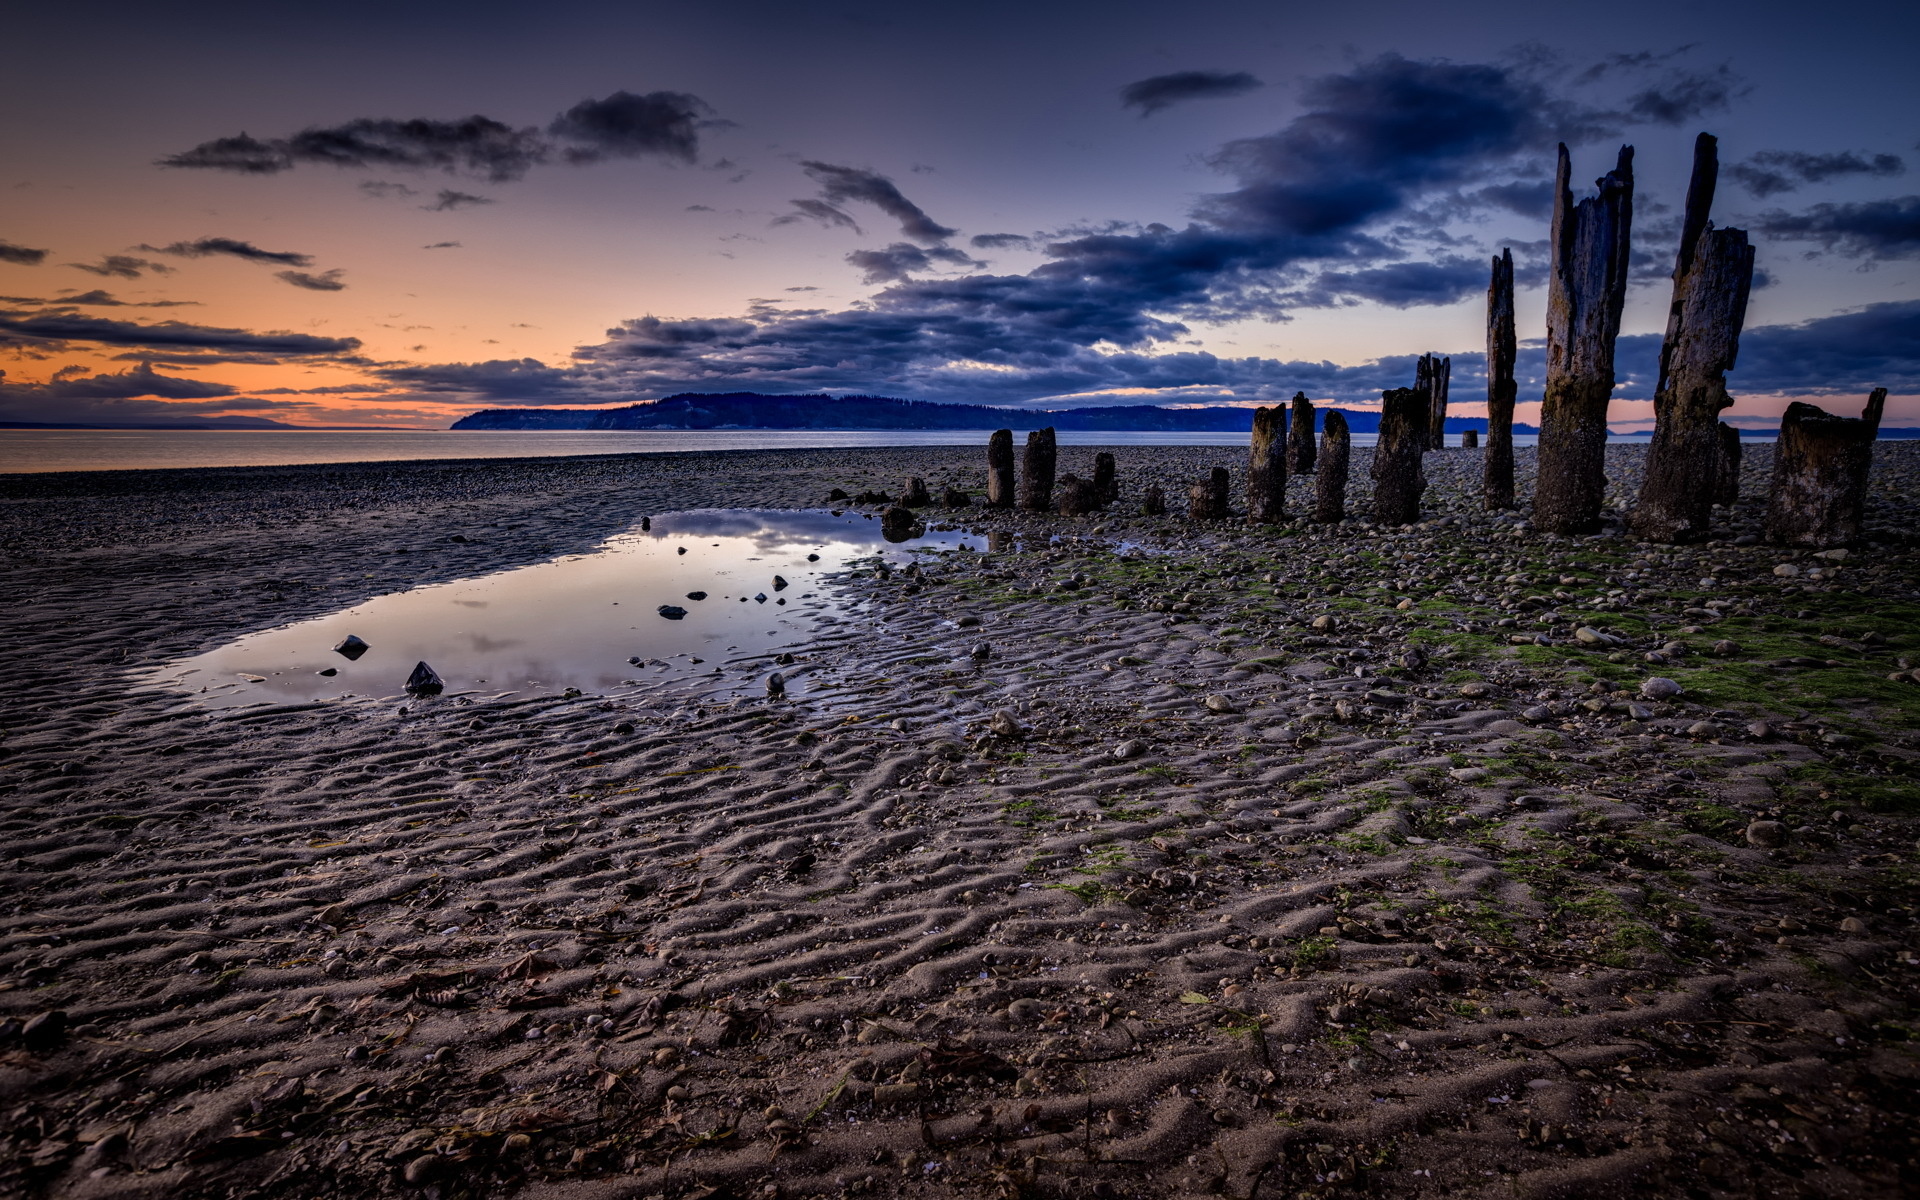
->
[880, 506, 918, 542]
[1189, 467, 1230, 520]
[657, 605, 688, 619]
[1019, 427, 1057, 512]
[1093, 452, 1118, 503]
[1633, 134, 1756, 543]
[1141, 483, 1167, 516]
[901, 476, 931, 506]
[1247, 406, 1285, 523]
[1765, 389, 1886, 547]
[1288, 391, 1317, 474]
[1536, 144, 1634, 535]
[1056, 474, 1098, 516]
[766, 672, 786, 695]
[333, 634, 370, 660]
[989, 710, 1026, 739]
[986, 429, 1016, 509]
[404, 661, 444, 694]
[1372, 377, 1428, 524]
[1316, 410, 1351, 523]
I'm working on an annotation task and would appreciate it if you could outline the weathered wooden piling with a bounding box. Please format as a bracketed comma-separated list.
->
[1019, 427, 1056, 512]
[1056, 474, 1098, 516]
[1141, 484, 1167, 516]
[986, 429, 1015, 509]
[1764, 390, 1884, 547]
[1484, 248, 1517, 510]
[1632, 133, 1755, 543]
[1371, 386, 1427, 525]
[1535, 144, 1635, 535]
[900, 476, 931, 507]
[1714, 423, 1741, 508]
[1093, 452, 1118, 504]
[1462, 429, 1479, 449]
[1247, 406, 1286, 522]
[1422, 354, 1451, 449]
[1315, 410, 1350, 523]
[1287, 392, 1316, 474]
[1189, 467, 1230, 520]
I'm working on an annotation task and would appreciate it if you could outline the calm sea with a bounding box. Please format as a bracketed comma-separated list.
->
[0, 427, 1578, 475]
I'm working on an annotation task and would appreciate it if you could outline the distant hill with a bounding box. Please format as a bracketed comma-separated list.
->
[451, 391, 1539, 435]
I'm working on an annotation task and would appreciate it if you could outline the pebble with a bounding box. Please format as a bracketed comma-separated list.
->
[1746, 820, 1788, 848]
[1203, 694, 1237, 714]
[1457, 681, 1495, 698]
[1840, 917, 1870, 935]
[1112, 738, 1146, 760]
[989, 710, 1026, 739]
[1640, 677, 1683, 700]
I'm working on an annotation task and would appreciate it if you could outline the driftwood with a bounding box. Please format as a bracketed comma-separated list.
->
[1714, 423, 1741, 508]
[1462, 429, 1479, 449]
[1019, 427, 1056, 512]
[1315, 410, 1350, 523]
[1189, 468, 1230, 520]
[1483, 248, 1517, 509]
[1535, 144, 1634, 535]
[986, 429, 1015, 509]
[1371, 386, 1427, 524]
[1092, 452, 1118, 504]
[1421, 354, 1452, 449]
[1247, 406, 1286, 522]
[900, 476, 931, 507]
[1141, 484, 1167, 517]
[1632, 133, 1755, 543]
[1287, 392, 1316, 474]
[1056, 474, 1097, 516]
[1764, 390, 1884, 547]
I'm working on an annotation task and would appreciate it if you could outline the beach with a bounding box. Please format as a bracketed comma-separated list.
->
[3, 442, 1918, 1200]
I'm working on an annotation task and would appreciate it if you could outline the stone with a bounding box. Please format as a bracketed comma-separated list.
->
[1712, 639, 1738, 656]
[880, 506, 918, 542]
[942, 486, 971, 508]
[1522, 705, 1553, 723]
[404, 662, 444, 695]
[1840, 916, 1870, 935]
[766, 673, 786, 696]
[657, 605, 688, 620]
[1686, 721, 1720, 738]
[1309, 614, 1338, 632]
[333, 634, 370, 660]
[1745, 820, 1787, 848]
[1773, 563, 1802, 577]
[1457, 681, 1496, 698]
[1203, 694, 1237, 714]
[1112, 738, 1146, 760]
[1744, 721, 1773, 740]
[989, 710, 1026, 739]
[772, 576, 788, 591]
[1640, 677, 1683, 699]
[404, 1154, 451, 1186]
[901, 476, 931, 507]
[969, 642, 991, 661]
[1574, 626, 1615, 645]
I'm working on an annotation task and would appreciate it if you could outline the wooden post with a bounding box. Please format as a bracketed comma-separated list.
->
[1287, 392, 1316, 474]
[1056, 474, 1097, 516]
[1371, 386, 1427, 524]
[1764, 390, 1884, 547]
[1141, 484, 1167, 516]
[1247, 406, 1286, 522]
[1425, 355, 1451, 449]
[1092, 452, 1118, 504]
[1462, 428, 1479, 449]
[1315, 410, 1350, 523]
[901, 476, 931, 507]
[1631, 133, 1755, 543]
[1019, 427, 1056, 512]
[1535, 144, 1634, 535]
[1714, 422, 1741, 508]
[1189, 467, 1230, 520]
[1483, 248, 1517, 510]
[986, 429, 1015, 509]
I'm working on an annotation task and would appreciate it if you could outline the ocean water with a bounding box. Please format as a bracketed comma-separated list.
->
[0, 427, 1570, 474]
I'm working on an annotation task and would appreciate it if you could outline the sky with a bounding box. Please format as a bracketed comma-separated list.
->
[1, 0, 1916, 431]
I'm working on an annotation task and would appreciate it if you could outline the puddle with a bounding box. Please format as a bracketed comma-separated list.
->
[144, 509, 988, 709]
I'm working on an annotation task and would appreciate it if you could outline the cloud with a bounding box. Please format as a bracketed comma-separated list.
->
[970, 232, 1033, 250]
[359, 180, 418, 199]
[46, 290, 198, 308]
[424, 189, 494, 211]
[1619, 63, 1741, 124]
[67, 255, 172, 279]
[276, 269, 347, 291]
[774, 198, 860, 232]
[1120, 70, 1264, 116]
[1728, 149, 1906, 198]
[162, 90, 717, 183]
[1291, 256, 1489, 309]
[1712, 299, 1920, 395]
[1755, 196, 1920, 260]
[0, 309, 361, 356]
[0, 240, 48, 266]
[844, 243, 985, 284]
[792, 162, 955, 244]
[151, 237, 314, 266]
[423, 241, 462, 250]
[9, 361, 238, 401]
[547, 91, 710, 164]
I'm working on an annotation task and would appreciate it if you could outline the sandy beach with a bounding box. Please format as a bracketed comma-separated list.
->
[3, 442, 1918, 1200]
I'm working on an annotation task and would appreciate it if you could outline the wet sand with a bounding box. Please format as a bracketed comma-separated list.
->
[3, 443, 1919, 1200]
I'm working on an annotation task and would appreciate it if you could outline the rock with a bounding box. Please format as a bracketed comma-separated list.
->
[317, 667, 338, 676]
[1522, 705, 1554, 723]
[1773, 563, 1802, 577]
[1449, 767, 1490, 783]
[1686, 721, 1720, 738]
[969, 642, 991, 661]
[901, 477, 931, 507]
[657, 605, 687, 620]
[404, 1153, 450, 1186]
[1203, 694, 1237, 714]
[766, 672, 786, 696]
[772, 575, 789, 591]
[1573, 626, 1615, 645]
[1712, 639, 1738, 656]
[880, 506, 918, 542]
[1112, 738, 1146, 760]
[333, 635, 370, 660]
[827, 488, 849, 501]
[1640, 677, 1683, 700]
[1745, 720, 1773, 740]
[1309, 614, 1338, 632]
[685, 591, 707, 601]
[1457, 680, 1495, 698]
[1745, 820, 1788, 848]
[1840, 916, 1870, 935]
[989, 711, 1026, 739]
[21, 1010, 67, 1048]
[872, 1083, 920, 1105]
[404, 662, 444, 695]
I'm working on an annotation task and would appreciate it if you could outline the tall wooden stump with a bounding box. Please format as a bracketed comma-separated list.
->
[1535, 144, 1635, 535]
[1247, 406, 1286, 522]
[1371, 386, 1427, 525]
[1019, 427, 1056, 512]
[1189, 468, 1230, 520]
[1315, 410, 1350, 523]
[1056, 474, 1097, 516]
[901, 476, 931, 507]
[1714, 423, 1741, 507]
[1483, 248, 1518, 510]
[1092, 452, 1118, 504]
[1765, 390, 1884, 547]
[986, 429, 1015, 509]
[1287, 392, 1317, 474]
[1141, 485, 1167, 517]
[1422, 354, 1452, 449]
[1632, 133, 1755, 543]
[1462, 429, 1479, 448]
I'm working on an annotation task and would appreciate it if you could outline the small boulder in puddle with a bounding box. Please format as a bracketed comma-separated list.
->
[657, 605, 688, 620]
[405, 662, 444, 695]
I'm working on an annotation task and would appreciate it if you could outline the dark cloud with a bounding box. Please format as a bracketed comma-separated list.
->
[1120, 70, 1264, 117]
[275, 269, 347, 291]
[844, 243, 984, 284]
[1728, 149, 1906, 198]
[67, 255, 172, 279]
[970, 233, 1033, 250]
[375, 356, 585, 401]
[10, 361, 238, 401]
[423, 241, 462, 249]
[359, 180, 418, 199]
[1709, 300, 1920, 395]
[151, 237, 313, 267]
[795, 162, 955, 244]
[424, 189, 494, 211]
[0, 310, 361, 356]
[1620, 63, 1741, 124]
[0, 240, 49, 266]
[1471, 180, 1555, 218]
[774, 198, 860, 232]
[547, 91, 710, 164]
[1755, 196, 1920, 260]
[1292, 257, 1489, 309]
[47, 290, 198, 308]
[162, 91, 716, 183]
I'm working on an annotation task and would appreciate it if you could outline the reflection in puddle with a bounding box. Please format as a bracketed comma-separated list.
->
[145, 509, 986, 709]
